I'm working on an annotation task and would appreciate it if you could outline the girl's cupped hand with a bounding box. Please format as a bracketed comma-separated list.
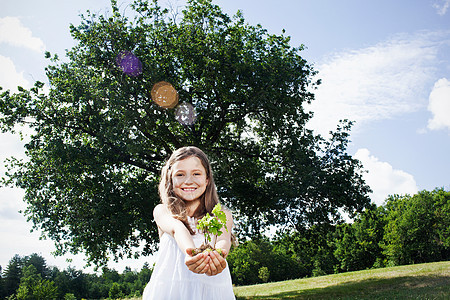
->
[185, 248, 228, 276]
[205, 250, 228, 276]
[185, 248, 210, 274]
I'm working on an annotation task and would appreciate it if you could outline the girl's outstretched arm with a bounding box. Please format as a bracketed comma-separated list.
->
[153, 204, 195, 252]
[153, 204, 210, 274]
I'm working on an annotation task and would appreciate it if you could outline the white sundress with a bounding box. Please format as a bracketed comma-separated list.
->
[142, 216, 235, 300]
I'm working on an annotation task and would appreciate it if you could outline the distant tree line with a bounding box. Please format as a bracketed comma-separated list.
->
[0, 254, 152, 299]
[1, 188, 448, 298]
[227, 188, 450, 285]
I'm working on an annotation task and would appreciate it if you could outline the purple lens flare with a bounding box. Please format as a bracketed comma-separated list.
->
[116, 51, 143, 77]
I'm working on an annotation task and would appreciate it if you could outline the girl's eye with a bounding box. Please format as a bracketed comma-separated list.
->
[175, 173, 184, 177]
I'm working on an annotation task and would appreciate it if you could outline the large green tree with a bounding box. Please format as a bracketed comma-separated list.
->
[0, 0, 370, 266]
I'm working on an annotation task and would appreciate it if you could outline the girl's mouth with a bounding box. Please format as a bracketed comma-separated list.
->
[182, 188, 197, 192]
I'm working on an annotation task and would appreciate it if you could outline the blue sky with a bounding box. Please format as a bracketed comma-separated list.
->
[1, 0, 449, 272]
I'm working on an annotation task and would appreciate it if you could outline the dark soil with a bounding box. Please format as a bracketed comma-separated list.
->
[192, 244, 224, 257]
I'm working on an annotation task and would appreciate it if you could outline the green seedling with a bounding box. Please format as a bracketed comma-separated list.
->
[192, 203, 228, 256]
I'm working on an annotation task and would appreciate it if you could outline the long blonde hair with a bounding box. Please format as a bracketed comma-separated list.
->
[159, 146, 220, 234]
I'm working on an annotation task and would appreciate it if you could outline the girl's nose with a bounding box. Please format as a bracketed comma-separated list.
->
[184, 174, 194, 184]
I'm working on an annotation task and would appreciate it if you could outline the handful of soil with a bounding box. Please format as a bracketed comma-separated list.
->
[191, 244, 225, 257]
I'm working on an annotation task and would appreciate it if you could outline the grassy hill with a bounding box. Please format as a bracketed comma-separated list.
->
[233, 261, 450, 299]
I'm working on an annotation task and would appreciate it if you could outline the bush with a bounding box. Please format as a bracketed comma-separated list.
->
[64, 293, 76, 300]
[258, 267, 270, 283]
[109, 282, 123, 299]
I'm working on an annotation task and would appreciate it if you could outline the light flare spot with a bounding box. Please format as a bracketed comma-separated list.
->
[151, 81, 179, 108]
[175, 102, 196, 125]
[116, 51, 143, 77]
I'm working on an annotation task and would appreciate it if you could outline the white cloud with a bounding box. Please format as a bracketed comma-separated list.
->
[0, 55, 30, 91]
[433, 0, 450, 16]
[307, 32, 442, 136]
[354, 148, 418, 206]
[0, 16, 45, 52]
[427, 78, 450, 132]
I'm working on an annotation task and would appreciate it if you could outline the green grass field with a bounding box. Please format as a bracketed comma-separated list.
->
[233, 261, 450, 299]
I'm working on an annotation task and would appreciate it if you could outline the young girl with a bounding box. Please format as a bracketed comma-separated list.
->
[142, 146, 235, 300]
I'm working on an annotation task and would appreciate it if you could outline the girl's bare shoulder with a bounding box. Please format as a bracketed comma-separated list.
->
[221, 207, 234, 222]
[221, 205, 233, 214]
[153, 203, 170, 217]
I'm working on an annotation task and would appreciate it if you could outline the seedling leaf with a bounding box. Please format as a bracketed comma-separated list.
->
[196, 203, 228, 247]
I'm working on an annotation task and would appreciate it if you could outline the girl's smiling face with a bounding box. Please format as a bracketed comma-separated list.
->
[171, 156, 208, 204]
